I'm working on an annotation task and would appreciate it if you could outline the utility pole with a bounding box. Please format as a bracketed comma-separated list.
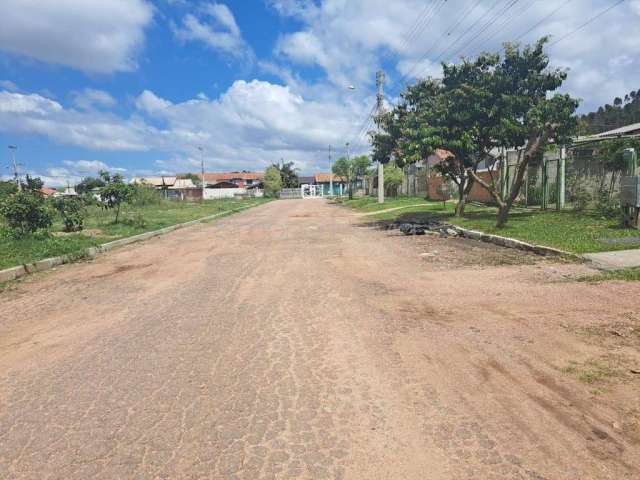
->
[8, 145, 20, 191]
[198, 146, 205, 202]
[328, 145, 333, 196]
[346, 142, 351, 198]
[376, 70, 385, 204]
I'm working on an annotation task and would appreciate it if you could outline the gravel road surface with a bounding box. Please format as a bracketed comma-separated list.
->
[1, 199, 638, 479]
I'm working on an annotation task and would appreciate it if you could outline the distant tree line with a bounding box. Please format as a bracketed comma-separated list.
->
[579, 88, 640, 135]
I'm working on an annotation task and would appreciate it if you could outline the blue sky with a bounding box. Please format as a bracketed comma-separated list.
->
[1, 0, 639, 186]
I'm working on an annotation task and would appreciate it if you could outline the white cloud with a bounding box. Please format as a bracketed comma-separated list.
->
[0, 80, 18, 92]
[72, 89, 117, 110]
[135, 90, 172, 114]
[0, 79, 373, 175]
[0, 0, 153, 74]
[270, 0, 640, 111]
[0, 90, 152, 151]
[172, 2, 253, 60]
[0, 91, 63, 115]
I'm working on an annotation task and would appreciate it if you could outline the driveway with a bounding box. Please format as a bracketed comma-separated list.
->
[0, 199, 638, 479]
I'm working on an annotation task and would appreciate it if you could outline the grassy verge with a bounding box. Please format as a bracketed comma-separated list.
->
[338, 196, 640, 254]
[0, 198, 268, 270]
[578, 267, 640, 282]
[331, 196, 432, 212]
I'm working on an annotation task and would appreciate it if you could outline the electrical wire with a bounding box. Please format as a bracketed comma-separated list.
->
[549, 0, 626, 46]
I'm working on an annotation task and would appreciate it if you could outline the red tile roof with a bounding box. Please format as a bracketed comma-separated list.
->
[39, 188, 58, 196]
[201, 172, 264, 182]
[314, 173, 346, 183]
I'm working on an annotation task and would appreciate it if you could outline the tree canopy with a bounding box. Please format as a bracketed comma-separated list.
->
[371, 38, 578, 226]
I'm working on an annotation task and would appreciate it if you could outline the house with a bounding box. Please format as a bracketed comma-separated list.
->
[201, 171, 264, 188]
[39, 187, 58, 197]
[593, 122, 640, 139]
[131, 176, 177, 189]
[313, 173, 347, 196]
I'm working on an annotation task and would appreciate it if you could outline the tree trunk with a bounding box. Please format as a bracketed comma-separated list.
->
[496, 204, 510, 228]
[455, 182, 466, 216]
[115, 204, 121, 223]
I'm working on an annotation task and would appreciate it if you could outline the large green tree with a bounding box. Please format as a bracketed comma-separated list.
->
[464, 39, 579, 226]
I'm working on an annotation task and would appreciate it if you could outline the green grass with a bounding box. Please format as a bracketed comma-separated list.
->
[341, 197, 640, 254]
[578, 267, 640, 283]
[0, 198, 268, 270]
[332, 196, 432, 212]
[562, 358, 625, 384]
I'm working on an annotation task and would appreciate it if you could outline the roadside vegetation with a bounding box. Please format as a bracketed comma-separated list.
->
[371, 38, 578, 227]
[0, 172, 268, 270]
[339, 196, 640, 254]
[578, 267, 640, 283]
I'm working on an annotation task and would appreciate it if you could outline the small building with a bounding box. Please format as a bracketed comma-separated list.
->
[131, 176, 177, 189]
[39, 187, 58, 197]
[313, 173, 347, 196]
[201, 172, 264, 188]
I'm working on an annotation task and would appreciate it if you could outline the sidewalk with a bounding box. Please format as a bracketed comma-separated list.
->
[583, 249, 640, 270]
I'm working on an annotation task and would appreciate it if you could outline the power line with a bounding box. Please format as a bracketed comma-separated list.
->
[515, 0, 574, 42]
[443, 0, 522, 63]
[388, 1, 440, 64]
[466, 0, 540, 57]
[428, 0, 506, 66]
[549, 0, 626, 46]
[389, 0, 455, 92]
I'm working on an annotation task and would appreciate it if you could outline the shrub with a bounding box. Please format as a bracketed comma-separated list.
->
[595, 188, 619, 219]
[129, 184, 161, 207]
[0, 190, 53, 235]
[572, 189, 592, 212]
[99, 172, 132, 223]
[0, 181, 18, 201]
[53, 196, 86, 232]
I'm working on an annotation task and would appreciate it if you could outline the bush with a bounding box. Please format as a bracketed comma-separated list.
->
[595, 188, 619, 219]
[129, 184, 161, 207]
[572, 189, 592, 212]
[0, 181, 18, 201]
[53, 196, 86, 232]
[0, 190, 53, 235]
[264, 166, 282, 198]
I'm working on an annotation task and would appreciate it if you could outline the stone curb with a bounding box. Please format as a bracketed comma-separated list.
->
[0, 205, 256, 284]
[448, 225, 576, 258]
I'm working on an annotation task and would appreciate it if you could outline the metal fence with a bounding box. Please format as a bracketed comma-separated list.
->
[279, 188, 302, 199]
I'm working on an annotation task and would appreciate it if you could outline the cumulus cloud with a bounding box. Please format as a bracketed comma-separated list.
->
[0, 91, 152, 151]
[72, 89, 117, 110]
[0, 81, 373, 174]
[0, 80, 18, 92]
[270, 0, 640, 111]
[0, 0, 153, 73]
[172, 2, 253, 60]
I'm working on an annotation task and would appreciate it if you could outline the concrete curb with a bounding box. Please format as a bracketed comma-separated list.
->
[448, 225, 576, 258]
[0, 204, 257, 284]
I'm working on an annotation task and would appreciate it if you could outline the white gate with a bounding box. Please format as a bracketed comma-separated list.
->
[301, 184, 323, 198]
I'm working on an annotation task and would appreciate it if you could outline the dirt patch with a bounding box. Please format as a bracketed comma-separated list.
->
[52, 228, 111, 238]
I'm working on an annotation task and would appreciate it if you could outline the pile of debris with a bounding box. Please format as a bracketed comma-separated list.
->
[382, 221, 461, 238]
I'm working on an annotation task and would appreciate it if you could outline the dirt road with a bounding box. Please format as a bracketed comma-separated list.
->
[1, 200, 639, 479]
